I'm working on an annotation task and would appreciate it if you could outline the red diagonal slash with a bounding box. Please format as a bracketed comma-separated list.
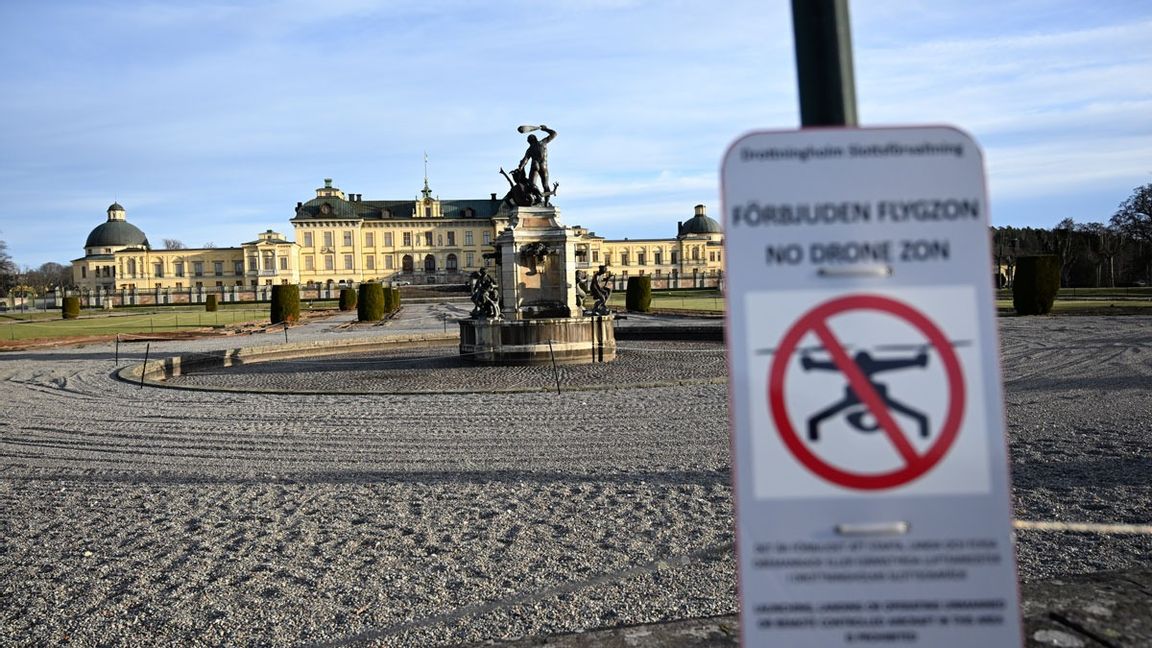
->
[810, 320, 920, 466]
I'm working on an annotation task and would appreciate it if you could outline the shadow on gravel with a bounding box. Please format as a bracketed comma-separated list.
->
[13, 468, 733, 487]
[1012, 456, 1152, 488]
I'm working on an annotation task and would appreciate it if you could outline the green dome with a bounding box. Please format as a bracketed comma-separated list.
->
[679, 206, 722, 235]
[85, 220, 150, 249]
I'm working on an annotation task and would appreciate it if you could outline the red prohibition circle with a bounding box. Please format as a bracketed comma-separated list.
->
[768, 294, 966, 490]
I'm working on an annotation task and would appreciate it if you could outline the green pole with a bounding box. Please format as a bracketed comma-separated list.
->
[791, 0, 858, 127]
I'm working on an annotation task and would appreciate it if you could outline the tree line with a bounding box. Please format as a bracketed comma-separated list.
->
[993, 183, 1152, 288]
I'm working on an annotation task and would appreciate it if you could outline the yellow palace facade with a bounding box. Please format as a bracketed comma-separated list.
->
[73, 179, 724, 300]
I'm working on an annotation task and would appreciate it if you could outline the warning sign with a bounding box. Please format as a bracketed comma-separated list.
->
[722, 126, 1021, 647]
[747, 287, 990, 499]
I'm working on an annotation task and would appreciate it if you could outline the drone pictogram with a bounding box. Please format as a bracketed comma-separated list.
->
[800, 345, 931, 442]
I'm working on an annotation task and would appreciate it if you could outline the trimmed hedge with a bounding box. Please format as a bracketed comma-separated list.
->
[205, 295, 218, 312]
[62, 296, 81, 319]
[390, 287, 401, 313]
[358, 283, 385, 321]
[625, 276, 652, 313]
[339, 287, 357, 311]
[1013, 255, 1060, 315]
[382, 285, 395, 314]
[270, 284, 300, 324]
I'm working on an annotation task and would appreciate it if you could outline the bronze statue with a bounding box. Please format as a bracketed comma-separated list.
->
[468, 267, 501, 319]
[575, 269, 591, 311]
[589, 264, 614, 315]
[499, 166, 542, 208]
[516, 124, 558, 206]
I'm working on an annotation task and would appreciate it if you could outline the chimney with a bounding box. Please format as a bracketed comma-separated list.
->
[491, 193, 498, 201]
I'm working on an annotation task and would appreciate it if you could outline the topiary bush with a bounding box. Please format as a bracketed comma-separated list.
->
[382, 285, 395, 314]
[270, 284, 300, 324]
[1013, 255, 1060, 315]
[62, 296, 81, 319]
[390, 287, 401, 313]
[358, 283, 385, 321]
[205, 295, 218, 312]
[625, 276, 652, 313]
[339, 287, 357, 311]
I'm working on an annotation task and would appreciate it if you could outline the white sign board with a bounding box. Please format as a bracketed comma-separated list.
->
[722, 127, 1021, 646]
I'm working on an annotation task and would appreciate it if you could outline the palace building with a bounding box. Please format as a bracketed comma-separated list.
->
[72, 178, 724, 298]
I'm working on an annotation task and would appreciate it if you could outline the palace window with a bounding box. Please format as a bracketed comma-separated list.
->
[324, 255, 334, 270]
[365, 256, 375, 270]
[424, 232, 433, 246]
[402, 255, 414, 273]
[592, 251, 599, 262]
[234, 261, 244, 275]
[465, 231, 473, 245]
[344, 254, 353, 270]
[385, 256, 393, 270]
[323, 232, 334, 248]
[154, 263, 163, 278]
[193, 261, 204, 277]
[654, 251, 662, 265]
[303, 232, 313, 247]
[305, 256, 314, 271]
[466, 252, 474, 268]
[343, 231, 353, 247]
[263, 254, 274, 271]
[279, 257, 288, 270]
[446, 254, 458, 272]
[447, 231, 455, 246]
[482, 232, 491, 245]
[403, 232, 412, 247]
[637, 252, 646, 265]
[365, 232, 375, 247]
[175, 262, 184, 277]
[384, 232, 393, 247]
[214, 261, 224, 276]
[248, 256, 258, 271]
[620, 252, 629, 266]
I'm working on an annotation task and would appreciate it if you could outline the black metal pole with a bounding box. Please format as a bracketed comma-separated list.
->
[548, 340, 561, 395]
[791, 0, 858, 127]
[140, 343, 150, 390]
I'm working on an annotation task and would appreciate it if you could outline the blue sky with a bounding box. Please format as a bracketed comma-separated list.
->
[1, 0, 1149, 268]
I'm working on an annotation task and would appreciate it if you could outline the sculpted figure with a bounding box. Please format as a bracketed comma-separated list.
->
[468, 267, 501, 319]
[575, 269, 591, 311]
[516, 124, 558, 206]
[520, 241, 551, 275]
[589, 264, 614, 315]
[499, 166, 542, 208]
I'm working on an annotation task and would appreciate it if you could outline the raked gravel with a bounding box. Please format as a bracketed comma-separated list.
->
[1, 305, 1149, 647]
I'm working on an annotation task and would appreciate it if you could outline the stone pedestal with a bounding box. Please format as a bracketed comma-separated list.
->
[495, 207, 579, 319]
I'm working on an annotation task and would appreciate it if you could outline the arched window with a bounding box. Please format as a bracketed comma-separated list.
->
[446, 254, 458, 272]
[424, 254, 437, 273]
[402, 255, 414, 273]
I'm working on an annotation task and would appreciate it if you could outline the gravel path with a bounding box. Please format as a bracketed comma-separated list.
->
[1, 306, 1148, 647]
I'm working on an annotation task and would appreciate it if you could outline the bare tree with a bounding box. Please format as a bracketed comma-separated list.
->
[202, 242, 216, 248]
[0, 238, 17, 297]
[163, 238, 187, 250]
[1051, 218, 1079, 287]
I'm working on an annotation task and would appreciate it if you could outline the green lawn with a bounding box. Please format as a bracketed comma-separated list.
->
[1, 305, 273, 342]
[608, 289, 725, 314]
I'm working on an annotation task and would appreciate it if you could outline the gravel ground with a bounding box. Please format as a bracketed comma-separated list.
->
[1, 305, 1149, 647]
